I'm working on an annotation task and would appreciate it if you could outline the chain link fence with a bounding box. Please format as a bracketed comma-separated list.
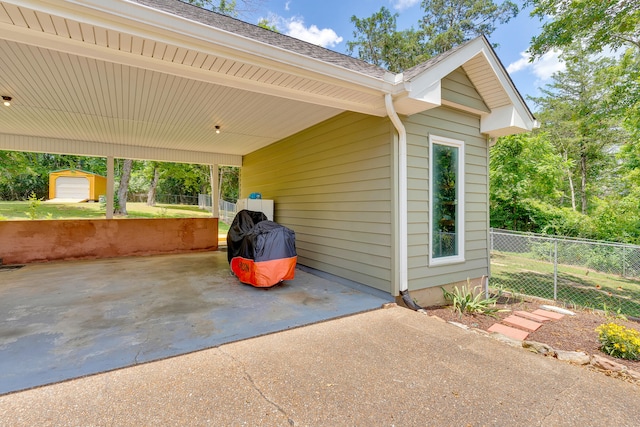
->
[128, 193, 200, 205]
[198, 194, 236, 225]
[490, 229, 640, 319]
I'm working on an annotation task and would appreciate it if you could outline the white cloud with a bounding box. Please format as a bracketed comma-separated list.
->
[391, 0, 420, 11]
[507, 50, 565, 81]
[282, 17, 343, 48]
[285, 1, 290, 11]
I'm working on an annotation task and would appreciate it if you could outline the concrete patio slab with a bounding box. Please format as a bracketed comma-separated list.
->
[0, 251, 391, 395]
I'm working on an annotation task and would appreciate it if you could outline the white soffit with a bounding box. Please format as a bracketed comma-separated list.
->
[0, 0, 389, 163]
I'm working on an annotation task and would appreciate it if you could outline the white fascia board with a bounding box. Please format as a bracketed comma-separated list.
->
[480, 105, 532, 137]
[8, 0, 393, 96]
[393, 81, 442, 115]
[479, 44, 537, 129]
[403, 38, 489, 99]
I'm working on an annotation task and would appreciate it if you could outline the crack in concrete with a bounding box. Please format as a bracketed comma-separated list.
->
[134, 330, 151, 364]
[243, 370, 295, 426]
[541, 376, 578, 423]
[218, 348, 295, 426]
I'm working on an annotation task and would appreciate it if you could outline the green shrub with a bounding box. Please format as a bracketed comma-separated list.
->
[442, 281, 502, 318]
[26, 191, 41, 220]
[596, 322, 640, 361]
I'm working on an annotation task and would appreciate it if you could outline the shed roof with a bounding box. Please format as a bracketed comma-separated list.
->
[50, 169, 106, 178]
[0, 0, 536, 164]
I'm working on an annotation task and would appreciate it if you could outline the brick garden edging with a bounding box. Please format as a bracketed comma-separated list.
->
[436, 315, 640, 385]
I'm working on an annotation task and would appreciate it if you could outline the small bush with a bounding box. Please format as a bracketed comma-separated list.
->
[26, 191, 42, 220]
[596, 323, 640, 361]
[442, 281, 501, 318]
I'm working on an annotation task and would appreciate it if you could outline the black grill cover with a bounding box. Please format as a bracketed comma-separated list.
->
[227, 209, 268, 263]
[226, 209, 297, 287]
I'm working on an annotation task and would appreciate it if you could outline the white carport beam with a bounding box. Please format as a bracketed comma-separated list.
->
[106, 156, 114, 219]
[210, 164, 219, 218]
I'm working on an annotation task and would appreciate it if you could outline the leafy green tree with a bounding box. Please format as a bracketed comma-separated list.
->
[529, 51, 624, 215]
[489, 133, 564, 230]
[257, 18, 278, 32]
[607, 49, 640, 142]
[527, 0, 640, 59]
[218, 166, 239, 203]
[347, 7, 426, 72]
[145, 162, 162, 206]
[0, 152, 106, 200]
[419, 0, 519, 55]
[115, 159, 134, 215]
[347, 1, 518, 72]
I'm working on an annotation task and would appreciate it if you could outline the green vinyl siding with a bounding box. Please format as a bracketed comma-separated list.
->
[404, 105, 489, 289]
[442, 68, 490, 113]
[241, 112, 394, 292]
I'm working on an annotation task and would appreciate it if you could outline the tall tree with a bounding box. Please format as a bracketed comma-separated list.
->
[116, 159, 134, 215]
[419, 0, 519, 56]
[218, 166, 239, 202]
[347, 7, 426, 72]
[490, 133, 564, 230]
[527, 0, 640, 59]
[347, 1, 519, 72]
[530, 51, 624, 215]
[146, 162, 161, 206]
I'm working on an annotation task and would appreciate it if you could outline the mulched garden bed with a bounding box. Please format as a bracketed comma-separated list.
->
[425, 295, 640, 373]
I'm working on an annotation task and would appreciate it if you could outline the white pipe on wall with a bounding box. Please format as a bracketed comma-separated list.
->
[385, 94, 408, 294]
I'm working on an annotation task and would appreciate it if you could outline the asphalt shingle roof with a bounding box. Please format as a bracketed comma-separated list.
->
[133, 0, 388, 78]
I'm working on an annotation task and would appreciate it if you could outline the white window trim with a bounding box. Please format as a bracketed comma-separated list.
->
[429, 134, 465, 266]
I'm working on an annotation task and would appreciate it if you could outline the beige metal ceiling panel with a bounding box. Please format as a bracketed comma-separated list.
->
[0, 37, 343, 157]
[66, 20, 82, 39]
[80, 22, 96, 44]
[21, 6, 40, 30]
[1, 3, 26, 27]
[0, 4, 11, 24]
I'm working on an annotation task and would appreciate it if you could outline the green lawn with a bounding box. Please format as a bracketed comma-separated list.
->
[491, 251, 640, 318]
[0, 201, 230, 234]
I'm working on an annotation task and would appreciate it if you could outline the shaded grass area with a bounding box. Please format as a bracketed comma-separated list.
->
[0, 201, 230, 234]
[491, 251, 640, 318]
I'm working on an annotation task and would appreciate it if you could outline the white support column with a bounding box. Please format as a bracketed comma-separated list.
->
[210, 164, 219, 218]
[106, 156, 114, 219]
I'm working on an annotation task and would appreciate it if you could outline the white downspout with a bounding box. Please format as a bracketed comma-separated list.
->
[385, 94, 424, 311]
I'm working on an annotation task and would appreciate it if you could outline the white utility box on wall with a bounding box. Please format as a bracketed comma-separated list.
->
[236, 198, 274, 221]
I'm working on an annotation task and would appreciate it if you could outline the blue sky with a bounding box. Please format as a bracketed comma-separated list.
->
[243, 0, 566, 104]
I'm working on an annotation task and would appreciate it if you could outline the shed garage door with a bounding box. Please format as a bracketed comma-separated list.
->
[55, 177, 89, 199]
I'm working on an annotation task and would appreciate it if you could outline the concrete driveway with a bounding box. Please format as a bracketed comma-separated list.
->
[0, 251, 391, 395]
[1, 306, 639, 426]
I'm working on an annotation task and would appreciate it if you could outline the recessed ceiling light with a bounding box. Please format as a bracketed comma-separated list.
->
[2, 96, 11, 107]
[215, 125, 221, 134]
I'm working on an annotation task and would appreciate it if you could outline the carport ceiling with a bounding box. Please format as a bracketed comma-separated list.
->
[0, 0, 390, 161]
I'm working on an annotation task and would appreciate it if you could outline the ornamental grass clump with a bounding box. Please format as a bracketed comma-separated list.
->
[441, 281, 501, 318]
[596, 323, 640, 361]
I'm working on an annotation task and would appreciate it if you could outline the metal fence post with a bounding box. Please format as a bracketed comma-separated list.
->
[553, 238, 558, 300]
[490, 228, 494, 252]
